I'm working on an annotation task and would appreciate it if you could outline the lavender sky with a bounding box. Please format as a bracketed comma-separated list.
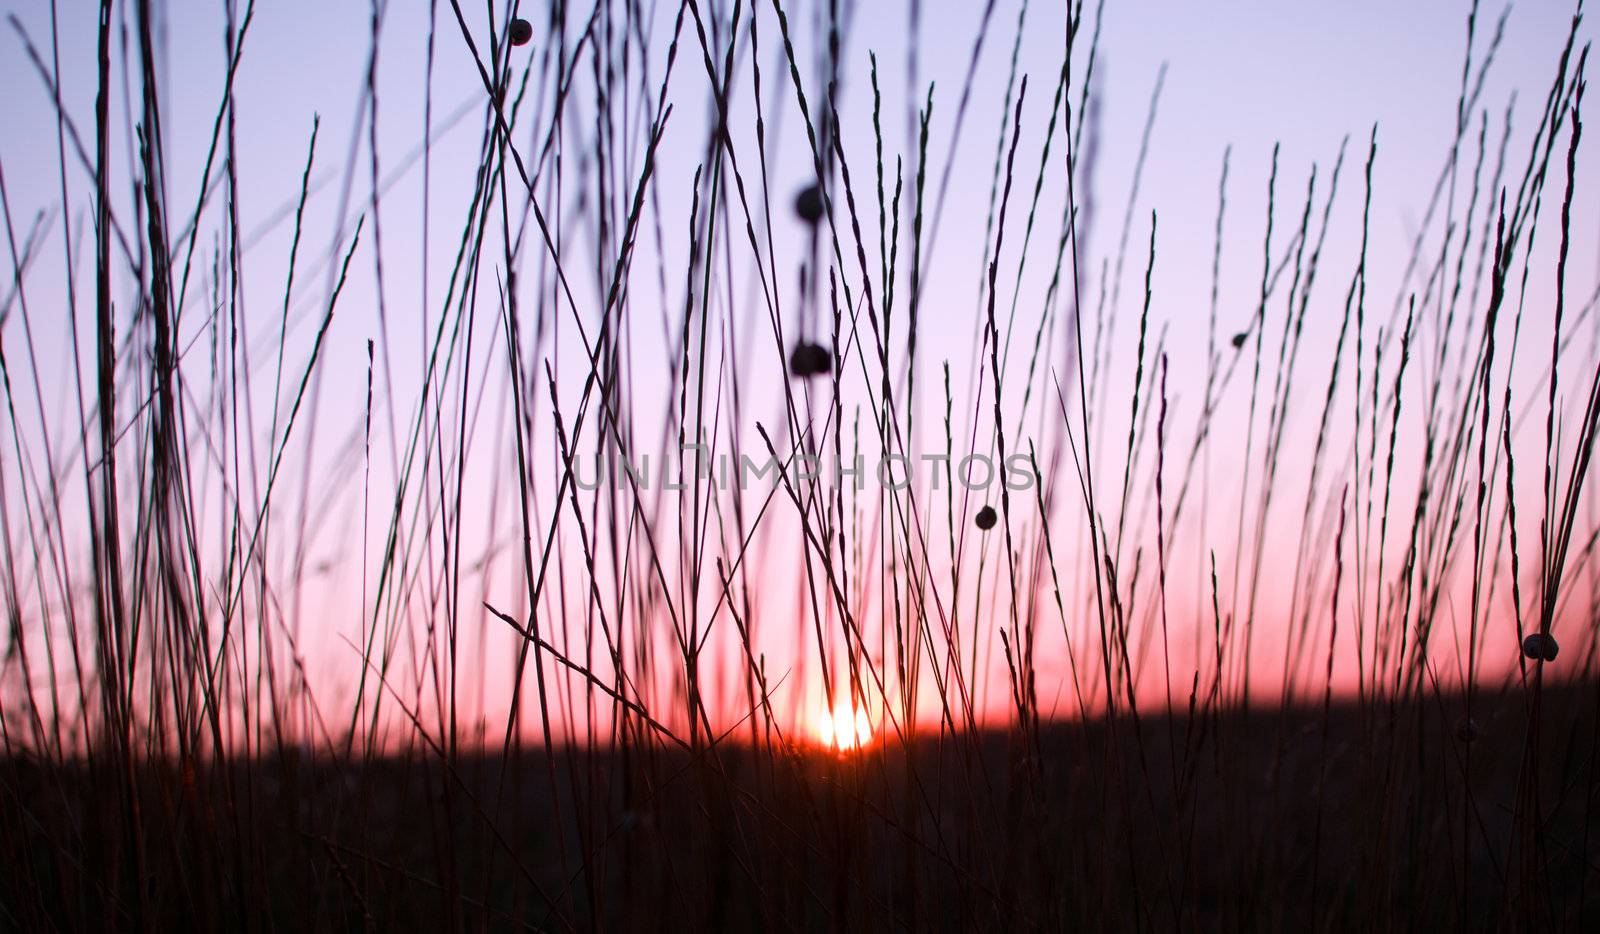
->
[1, 1, 1597, 744]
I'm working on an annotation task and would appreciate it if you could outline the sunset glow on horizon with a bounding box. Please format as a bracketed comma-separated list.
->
[0, 0, 1592, 746]
[814, 701, 875, 752]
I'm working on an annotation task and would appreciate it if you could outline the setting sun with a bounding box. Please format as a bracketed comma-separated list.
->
[815, 703, 874, 751]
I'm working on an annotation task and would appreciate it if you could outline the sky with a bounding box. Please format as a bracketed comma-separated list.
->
[1, 0, 1596, 747]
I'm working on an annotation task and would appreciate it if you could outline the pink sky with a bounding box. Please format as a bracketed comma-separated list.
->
[0, 0, 1596, 748]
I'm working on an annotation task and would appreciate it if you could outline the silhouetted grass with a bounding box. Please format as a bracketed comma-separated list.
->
[1, 0, 1598, 930]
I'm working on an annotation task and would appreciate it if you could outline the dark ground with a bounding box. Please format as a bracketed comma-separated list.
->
[3, 680, 1597, 930]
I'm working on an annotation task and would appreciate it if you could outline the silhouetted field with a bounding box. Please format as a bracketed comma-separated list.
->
[4, 681, 1596, 930]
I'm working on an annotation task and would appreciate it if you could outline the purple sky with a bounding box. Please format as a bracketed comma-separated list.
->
[1, 1, 1595, 740]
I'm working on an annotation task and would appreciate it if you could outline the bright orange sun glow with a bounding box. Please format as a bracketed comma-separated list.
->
[815, 703, 874, 751]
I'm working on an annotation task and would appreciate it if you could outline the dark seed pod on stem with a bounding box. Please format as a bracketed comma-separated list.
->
[788, 341, 832, 378]
[509, 18, 533, 46]
[794, 184, 825, 224]
[975, 506, 997, 531]
[1521, 632, 1558, 662]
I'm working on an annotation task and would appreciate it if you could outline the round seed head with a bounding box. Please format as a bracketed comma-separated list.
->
[794, 184, 825, 224]
[788, 341, 832, 379]
[1521, 632, 1559, 663]
[975, 506, 998, 531]
[509, 18, 534, 46]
